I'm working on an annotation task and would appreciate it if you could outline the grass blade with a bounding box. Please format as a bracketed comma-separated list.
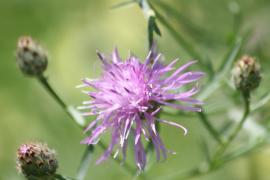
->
[111, 0, 136, 10]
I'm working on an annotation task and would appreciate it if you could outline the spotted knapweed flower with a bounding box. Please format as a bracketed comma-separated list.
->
[78, 49, 203, 170]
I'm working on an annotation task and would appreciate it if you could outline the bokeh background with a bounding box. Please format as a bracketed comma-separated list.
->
[1, 0, 270, 179]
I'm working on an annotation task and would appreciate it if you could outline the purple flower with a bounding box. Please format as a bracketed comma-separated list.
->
[78, 48, 203, 170]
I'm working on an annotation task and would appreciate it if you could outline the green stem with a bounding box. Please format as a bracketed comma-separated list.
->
[111, 0, 136, 9]
[197, 111, 224, 145]
[226, 93, 250, 143]
[76, 145, 94, 180]
[37, 75, 85, 128]
[38, 75, 71, 118]
[212, 92, 250, 163]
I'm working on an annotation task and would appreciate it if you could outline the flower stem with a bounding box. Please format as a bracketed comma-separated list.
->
[197, 111, 224, 145]
[38, 75, 68, 115]
[76, 145, 94, 180]
[37, 75, 85, 128]
[212, 92, 250, 164]
[225, 92, 250, 143]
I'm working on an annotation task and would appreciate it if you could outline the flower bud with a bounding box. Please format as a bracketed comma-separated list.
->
[16, 36, 48, 76]
[16, 142, 58, 179]
[232, 55, 261, 93]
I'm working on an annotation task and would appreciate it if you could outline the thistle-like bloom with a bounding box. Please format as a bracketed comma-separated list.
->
[78, 49, 203, 170]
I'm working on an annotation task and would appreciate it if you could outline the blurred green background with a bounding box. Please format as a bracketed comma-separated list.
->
[1, 0, 270, 179]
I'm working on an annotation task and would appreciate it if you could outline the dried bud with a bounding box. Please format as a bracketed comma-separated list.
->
[16, 36, 48, 76]
[232, 55, 261, 93]
[16, 142, 58, 179]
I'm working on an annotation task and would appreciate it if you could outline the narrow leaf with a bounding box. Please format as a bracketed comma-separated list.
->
[139, 0, 161, 48]
[153, 18, 161, 36]
[198, 37, 243, 100]
[149, 2, 212, 73]
[217, 37, 242, 74]
[219, 120, 234, 135]
[68, 106, 86, 127]
[251, 91, 270, 111]
[154, 0, 205, 38]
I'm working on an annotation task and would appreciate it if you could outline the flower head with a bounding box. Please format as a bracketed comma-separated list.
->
[16, 142, 58, 179]
[232, 55, 261, 94]
[78, 49, 203, 170]
[16, 36, 48, 76]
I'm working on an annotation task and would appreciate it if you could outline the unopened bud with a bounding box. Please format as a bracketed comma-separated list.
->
[16, 142, 58, 179]
[232, 55, 261, 93]
[16, 36, 48, 76]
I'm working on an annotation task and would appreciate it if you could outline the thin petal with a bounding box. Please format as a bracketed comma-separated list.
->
[156, 118, 188, 135]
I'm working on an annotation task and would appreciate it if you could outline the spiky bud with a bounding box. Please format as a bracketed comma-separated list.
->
[16, 142, 58, 180]
[16, 36, 48, 76]
[232, 55, 261, 93]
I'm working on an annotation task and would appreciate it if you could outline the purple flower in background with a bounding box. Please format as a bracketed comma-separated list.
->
[78, 48, 203, 170]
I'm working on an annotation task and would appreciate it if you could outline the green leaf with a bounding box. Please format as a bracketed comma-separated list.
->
[148, 16, 155, 48]
[68, 106, 86, 127]
[251, 91, 270, 111]
[76, 145, 94, 180]
[138, 0, 161, 48]
[219, 120, 234, 135]
[153, 18, 161, 36]
[217, 37, 242, 74]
